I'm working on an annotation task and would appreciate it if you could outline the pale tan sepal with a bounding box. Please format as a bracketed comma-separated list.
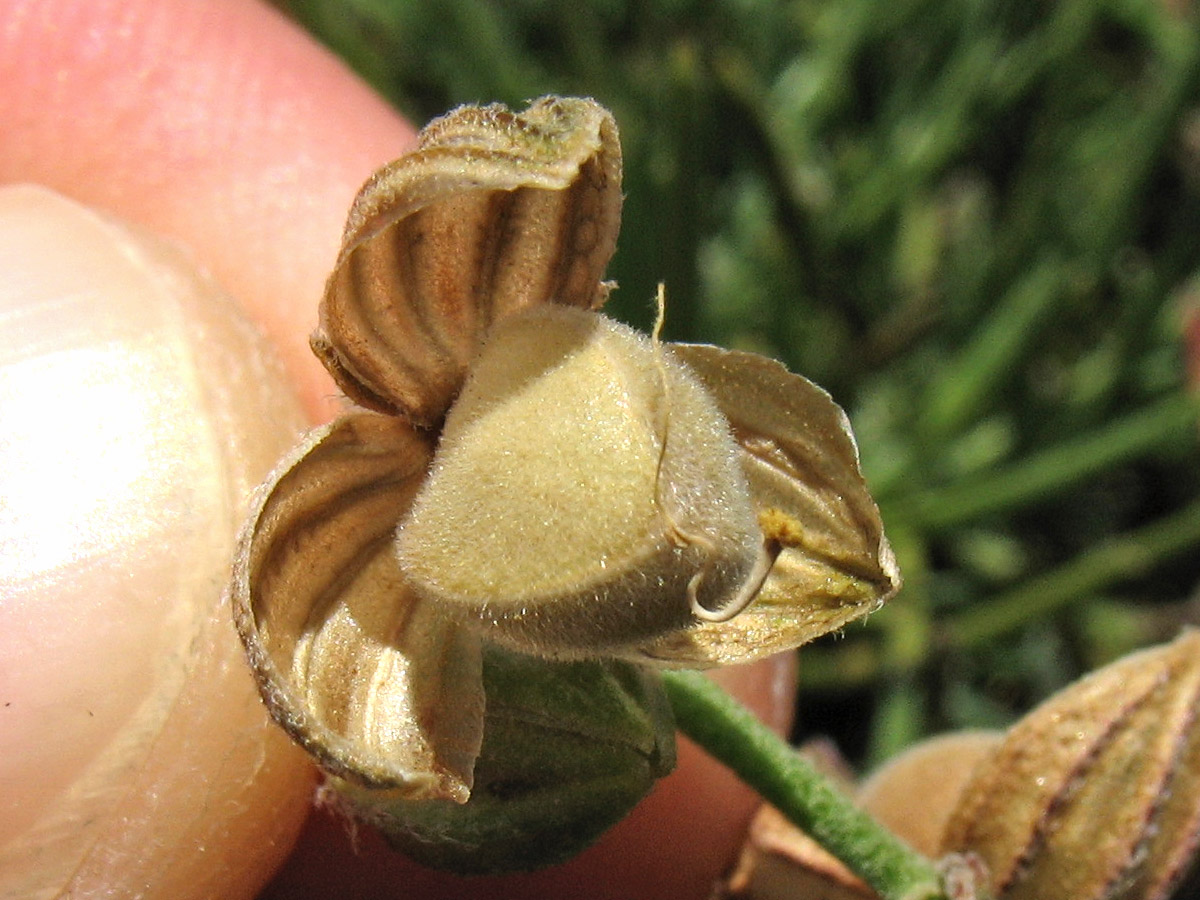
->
[633, 345, 901, 666]
[941, 629, 1200, 900]
[857, 730, 1002, 859]
[724, 805, 876, 900]
[232, 412, 484, 802]
[313, 96, 623, 427]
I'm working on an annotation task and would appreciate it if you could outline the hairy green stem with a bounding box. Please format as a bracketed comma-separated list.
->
[661, 670, 945, 900]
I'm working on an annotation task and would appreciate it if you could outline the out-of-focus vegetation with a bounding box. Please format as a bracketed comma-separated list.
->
[279, 0, 1200, 765]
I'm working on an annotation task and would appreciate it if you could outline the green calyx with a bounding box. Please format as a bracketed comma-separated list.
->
[332, 644, 676, 874]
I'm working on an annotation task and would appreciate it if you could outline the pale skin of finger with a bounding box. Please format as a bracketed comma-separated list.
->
[0, 1, 800, 896]
[0, 183, 317, 900]
[0, 0, 416, 422]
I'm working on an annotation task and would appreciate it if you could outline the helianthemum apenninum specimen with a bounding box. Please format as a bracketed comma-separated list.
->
[231, 96, 900, 872]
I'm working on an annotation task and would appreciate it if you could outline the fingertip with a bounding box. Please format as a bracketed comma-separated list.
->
[0, 185, 314, 899]
[0, 0, 417, 422]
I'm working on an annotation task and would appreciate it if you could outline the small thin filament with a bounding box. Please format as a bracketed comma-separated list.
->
[649, 284, 773, 622]
[687, 539, 780, 623]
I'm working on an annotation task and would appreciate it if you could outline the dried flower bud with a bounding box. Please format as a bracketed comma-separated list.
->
[333, 645, 675, 874]
[941, 629, 1200, 900]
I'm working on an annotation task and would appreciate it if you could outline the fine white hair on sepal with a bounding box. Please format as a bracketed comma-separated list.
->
[394, 301, 763, 656]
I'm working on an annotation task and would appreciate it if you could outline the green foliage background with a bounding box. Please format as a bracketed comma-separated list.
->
[279, 0, 1200, 764]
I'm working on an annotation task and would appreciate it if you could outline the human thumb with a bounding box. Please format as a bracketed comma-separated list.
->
[0, 185, 314, 899]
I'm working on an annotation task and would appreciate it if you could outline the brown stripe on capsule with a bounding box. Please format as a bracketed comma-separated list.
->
[1129, 659, 1200, 900]
[313, 97, 623, 427]
[941, 630, 1200, 900]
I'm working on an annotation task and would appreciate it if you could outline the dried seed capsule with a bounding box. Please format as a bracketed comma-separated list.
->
[395, 304, 766, 657]
[232, 94, 903, 877]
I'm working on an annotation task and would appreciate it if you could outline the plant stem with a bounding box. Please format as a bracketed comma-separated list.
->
[661, 669, 946, 900]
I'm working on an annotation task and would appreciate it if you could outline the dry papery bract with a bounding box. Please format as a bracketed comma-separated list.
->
[311, 96, 622, 428]
[231, 95, 899, 870]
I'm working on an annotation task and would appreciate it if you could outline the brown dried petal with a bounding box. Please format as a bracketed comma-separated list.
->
[231, 412, 484, 802]
[633, 345, 900, 666]
[314, 96, 623, 426]
[941, 629, 1200, 900]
